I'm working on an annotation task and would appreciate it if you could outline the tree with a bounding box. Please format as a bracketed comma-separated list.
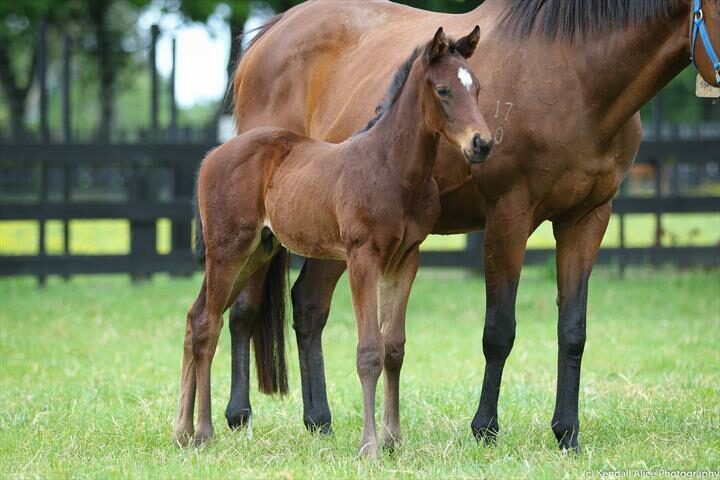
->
[0, 1, 62, 139]
[78, 0, 151, 140]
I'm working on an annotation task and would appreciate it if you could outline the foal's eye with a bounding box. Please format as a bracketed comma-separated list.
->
[435, 86, 450, 97]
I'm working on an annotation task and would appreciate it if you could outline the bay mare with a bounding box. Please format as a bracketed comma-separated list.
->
[174, 27, 491, 457]
[227, 0, 720, 451]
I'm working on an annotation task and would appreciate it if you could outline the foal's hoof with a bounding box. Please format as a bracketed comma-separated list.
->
[172, 429, 194, 448]
[382, 431, 403, 452]
[471, 418, 499, 446]
[357, 441, 380, 460]
[226, 408, 252, 430]
[192, 427, 214, 447]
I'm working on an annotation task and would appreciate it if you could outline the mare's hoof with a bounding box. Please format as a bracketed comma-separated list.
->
[552, 423, 580, 453]
[304, 412, 332, 435]
[471, 417, 499, 446]
[226, 408, 252, 430]
[557, 434, 580, 454]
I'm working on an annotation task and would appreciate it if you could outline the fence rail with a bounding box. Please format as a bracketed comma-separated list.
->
[1, 140, 719, 280]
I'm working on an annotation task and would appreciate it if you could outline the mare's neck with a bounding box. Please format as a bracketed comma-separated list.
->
[369, 67, 439, 188]
[571, 2, 692, 142]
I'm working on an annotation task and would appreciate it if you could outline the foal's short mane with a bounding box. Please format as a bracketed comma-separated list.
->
[354, 36, 465, 135]
[500, 0, 682, 40]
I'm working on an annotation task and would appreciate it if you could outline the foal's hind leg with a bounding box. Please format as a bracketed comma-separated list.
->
[193, 232, 281, 445]
[379, 249, 419, 450]
[173, 277, 206, 446]
[189, 233, 264, 445]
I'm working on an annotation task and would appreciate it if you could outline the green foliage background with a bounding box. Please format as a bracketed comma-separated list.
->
[0, 0, 715, 140]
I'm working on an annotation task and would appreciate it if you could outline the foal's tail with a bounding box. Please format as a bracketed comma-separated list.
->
[254, 247, 289, 395]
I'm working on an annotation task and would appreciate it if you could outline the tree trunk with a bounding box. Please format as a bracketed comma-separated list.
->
[89, 1, 114, 142]
[0, 34, 37, 141]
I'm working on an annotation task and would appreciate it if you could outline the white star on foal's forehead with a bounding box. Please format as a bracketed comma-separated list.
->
[458, 67, 473, 90]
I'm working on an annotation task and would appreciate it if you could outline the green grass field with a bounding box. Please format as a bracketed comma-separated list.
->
[1, 267, 718, 479]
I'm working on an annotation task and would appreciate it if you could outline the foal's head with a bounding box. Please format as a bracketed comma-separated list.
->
[419, 26, 493, 164]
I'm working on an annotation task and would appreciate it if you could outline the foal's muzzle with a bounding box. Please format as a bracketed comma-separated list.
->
[463, 134, 493, 164]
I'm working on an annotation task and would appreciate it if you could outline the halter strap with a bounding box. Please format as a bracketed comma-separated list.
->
[691, 0, 720, 84]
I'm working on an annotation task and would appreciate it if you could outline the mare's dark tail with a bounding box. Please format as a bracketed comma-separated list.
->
[193, 177, 206, 268]
[253, 247, 289, 395]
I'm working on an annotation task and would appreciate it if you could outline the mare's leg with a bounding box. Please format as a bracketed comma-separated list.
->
[471, 199, 532, 443]
[380, 249, 419, 450]
[551, 202, 610, 452]
[225, 264, 270, 430]
[347, 251, 383, 459]
[173, 277, 206, 446]
[291, 258, 346, 433]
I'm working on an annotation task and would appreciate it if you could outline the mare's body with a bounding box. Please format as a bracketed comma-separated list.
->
[227, 0, 720, 450]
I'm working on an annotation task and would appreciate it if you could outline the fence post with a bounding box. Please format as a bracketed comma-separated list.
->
[38, 164, 49, 286]
[61, 34, 72, 282]
[62, 165, 71, 281]
[172, 160, 194, 276]
[130, 162, 156, 282]
[618, 179, 628, 278]
[654, 158, 663, 250]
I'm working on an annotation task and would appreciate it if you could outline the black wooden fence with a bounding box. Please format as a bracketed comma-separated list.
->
[1, 22, 718, 280]
[1, 137, 719, 280]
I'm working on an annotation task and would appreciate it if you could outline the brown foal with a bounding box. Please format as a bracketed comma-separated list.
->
[173, 26, 492, 457]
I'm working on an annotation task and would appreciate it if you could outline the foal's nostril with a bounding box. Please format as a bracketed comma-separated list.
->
[472, 134, 493, 157]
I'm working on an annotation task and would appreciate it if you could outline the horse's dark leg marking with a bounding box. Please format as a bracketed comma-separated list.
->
[472, 201, 532, 443]
[291, 257, 346, 434]
[225, 264, 270, 430]
[551, 202, 610, 452]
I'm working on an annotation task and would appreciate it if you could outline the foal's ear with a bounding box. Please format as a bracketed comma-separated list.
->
[426, 27, 449, 63]
[454, 25, 481, 59]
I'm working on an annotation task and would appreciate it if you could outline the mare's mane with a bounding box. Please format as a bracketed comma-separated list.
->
[500, 0, 682, 41]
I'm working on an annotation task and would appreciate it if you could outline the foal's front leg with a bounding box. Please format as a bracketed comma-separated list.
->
[379, 249, 419, 450]
[347, 250, 384, 459]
